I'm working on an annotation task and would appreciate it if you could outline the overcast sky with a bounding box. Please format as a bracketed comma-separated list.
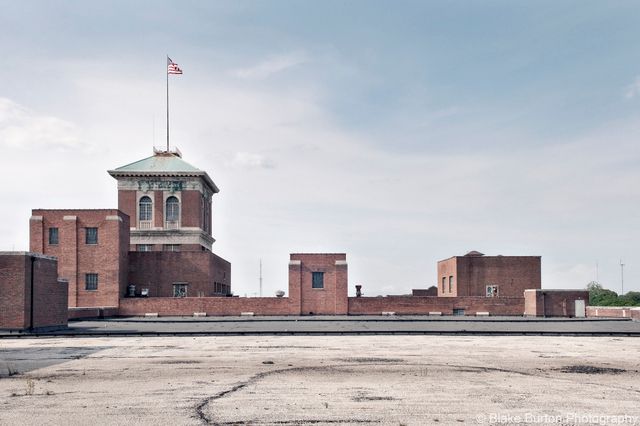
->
[1, 1, 639, 296]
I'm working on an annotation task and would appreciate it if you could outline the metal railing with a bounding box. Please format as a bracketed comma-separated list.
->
[165, 221, 179, 230]
[138, 220, 152, 230]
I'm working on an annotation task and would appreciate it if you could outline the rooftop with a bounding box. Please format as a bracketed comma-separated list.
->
[108, 149, 219, 193]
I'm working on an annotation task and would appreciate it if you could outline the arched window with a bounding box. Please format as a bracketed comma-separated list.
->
[166, 196, 180, 223]
[139, 196, 152, 221]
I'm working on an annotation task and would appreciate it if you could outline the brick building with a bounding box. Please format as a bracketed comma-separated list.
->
[30, 209, 129, 308]
[524, 289, 589, 317]
[437, 251, 541, 298]
[288, 253, 348, 315]
[28, 149, 232, 311]
[108, 148, 218, 252]
[0, 252, 68, 331]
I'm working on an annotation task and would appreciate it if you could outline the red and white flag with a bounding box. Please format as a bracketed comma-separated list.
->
[167, 57, 183, 75]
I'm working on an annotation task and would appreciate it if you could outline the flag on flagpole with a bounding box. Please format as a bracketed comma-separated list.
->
[167, 57, 183, 75]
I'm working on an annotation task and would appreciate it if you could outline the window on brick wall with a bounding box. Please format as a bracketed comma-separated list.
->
[85, 273, 98, 291]
[164, 244, 181, 252]
[312, 272, 324, 289]
[449, 276, 453, 293]
[85, 227, 98, 244]
[442, 277, 446, 293]
[48, 227, 59, 245]
[173, 283, 188, 297]
[166, 196, 180, 228]
[486, 285, 499, 297]
[139, 196, 152, 227]
[137, 244, 152, 252]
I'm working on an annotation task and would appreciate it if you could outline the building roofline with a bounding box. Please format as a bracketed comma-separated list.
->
[438, 255, 542, 263]
[0, 251, 58, 261]
[31, 208, 125, 212]
[107, 170, 219, 193]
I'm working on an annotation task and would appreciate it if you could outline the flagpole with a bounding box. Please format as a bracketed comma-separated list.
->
[166, 55, 170, 152]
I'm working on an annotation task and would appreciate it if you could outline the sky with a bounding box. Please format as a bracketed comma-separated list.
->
[1, 1, 639, 297]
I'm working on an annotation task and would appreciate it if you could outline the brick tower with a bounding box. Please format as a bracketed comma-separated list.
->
[108, 148, 219, 252]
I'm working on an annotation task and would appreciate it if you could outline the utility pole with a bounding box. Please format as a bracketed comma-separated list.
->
[259, 258, 263, 297]
[620, 259, 625, 296]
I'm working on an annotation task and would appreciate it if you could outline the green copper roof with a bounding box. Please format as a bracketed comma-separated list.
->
[108, 152, 219, 193]
[112, 154, 202, 173]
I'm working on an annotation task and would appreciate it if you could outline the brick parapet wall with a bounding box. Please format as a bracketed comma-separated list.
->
[128, 251, 231, 297]
[348, 296, 525, 316]
[118, 297, 293, 316]
[587, 306, 640, 320]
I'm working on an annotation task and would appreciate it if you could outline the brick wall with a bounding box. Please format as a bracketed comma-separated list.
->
[118, 190, 136, 227]
[0, 253, 67, 330]
[289, 253, 348, 315]
[437, 257, 457, 296]
[412, 287, 438, 296]
[128, 251, 231, 297]
[587, 306, 640, 319]
[181, 190, 202, 228]
[118, 296, 292, 316]
[439, 255, 541, 298]
[524, 290, 589, 317]
[68, 306, 119, 320]
[348, 296, 525, 316]
[30, 209, 129, 308]
[0, 254, 28, 329]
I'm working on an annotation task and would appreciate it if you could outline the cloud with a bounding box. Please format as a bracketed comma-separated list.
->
[229, 151, 276, 169]
[231, 52, 308, 80]
[624, 76, 640, 99]
[0, 97, 83, 150]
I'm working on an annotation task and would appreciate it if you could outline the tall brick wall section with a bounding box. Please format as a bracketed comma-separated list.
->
[118, 190, 136, 226]
[524, 289, 537, 316]
[118, 297, 292, 316]
[0, 253, 67, 330]
[452, 256, 541, 298]
[290, 253, 347, 315]
[348, 296, 525, 316]
[524, 290, 589, 317]
[128, 251, 231, 297]
[0, 254, 28, 329]
[181, 190, 202, 228]
[437, 257, 457, 296]
[30, 209, 129, 308]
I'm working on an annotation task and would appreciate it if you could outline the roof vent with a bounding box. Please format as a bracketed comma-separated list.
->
[153, 146, 182, 158]
[464, 250, 485, 257]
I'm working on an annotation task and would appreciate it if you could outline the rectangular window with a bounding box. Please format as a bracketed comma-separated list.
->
[164, 244, 181, 252]
[85, 273, 98, 291]
[137, 244, 152, 252]
[453, 308, 465, 316]
[173, 283, 188, 297]
[85, 227, 98, 244]
[486, 285, 499, 298]
[312, 272, 324, 289]
[448, 276, 453, 293]
[442, 277, 446, 293]
[48, 227, 59, 245]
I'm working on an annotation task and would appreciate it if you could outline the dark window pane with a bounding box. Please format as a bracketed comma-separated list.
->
[312, 272, 324, 289]
[48, 227, 59, 245]
[166, 196, 180, 222]
[85, 273, 98, 290]
[85, 227, 98, 244]
[139, 196, 152, 221]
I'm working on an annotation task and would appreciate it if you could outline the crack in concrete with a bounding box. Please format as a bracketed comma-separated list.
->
[193, 360, 640, 424]
[194, 364, 379, 425]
